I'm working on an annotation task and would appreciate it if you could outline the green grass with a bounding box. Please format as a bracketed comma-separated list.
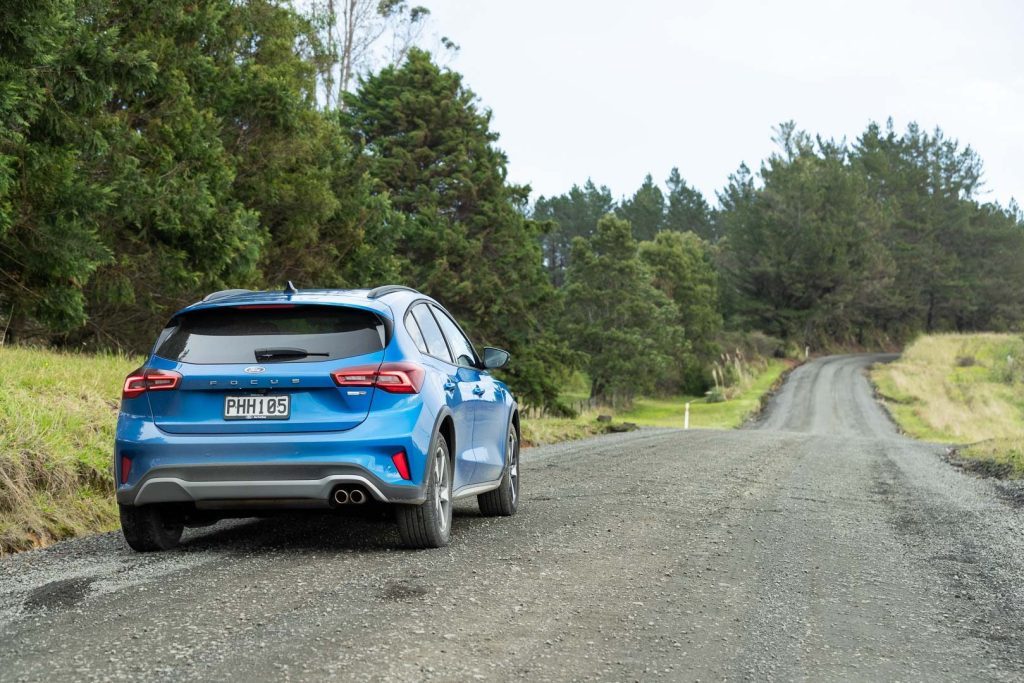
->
[522, 360, 789, 446]
[871, 333, 1024, 477]
[620, 360, 788, 429]
[0, 346, 139, 554]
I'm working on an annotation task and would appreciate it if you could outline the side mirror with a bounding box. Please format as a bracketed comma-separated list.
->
[481, 347, 510, 370]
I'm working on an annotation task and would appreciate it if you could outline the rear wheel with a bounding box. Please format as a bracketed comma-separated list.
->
[396, 433, 453, 548]
[478, 423, 519, 517]
[120, 504, 184, 552]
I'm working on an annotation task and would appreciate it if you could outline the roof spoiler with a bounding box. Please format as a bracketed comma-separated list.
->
[201, 289, 252, 302]
[367, 285, 419, 299]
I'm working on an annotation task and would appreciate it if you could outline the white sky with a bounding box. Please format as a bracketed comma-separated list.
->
[423, 0, 1024, 207]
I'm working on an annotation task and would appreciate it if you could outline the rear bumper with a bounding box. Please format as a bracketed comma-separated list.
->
[119, 465, 424, 506]
[115, 402, 434, 507]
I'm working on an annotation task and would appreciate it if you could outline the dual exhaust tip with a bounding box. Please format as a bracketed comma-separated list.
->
[332, 485, 367, 506]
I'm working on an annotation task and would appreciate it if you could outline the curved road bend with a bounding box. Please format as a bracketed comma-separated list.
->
[1, 354, 1023, 681]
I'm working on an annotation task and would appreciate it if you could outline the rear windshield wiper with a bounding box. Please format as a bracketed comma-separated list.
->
[254, 347, 330, 362]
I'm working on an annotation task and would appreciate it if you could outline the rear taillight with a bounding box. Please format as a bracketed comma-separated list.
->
[331, 362, 425, 394]
[122, 368, 182, 399]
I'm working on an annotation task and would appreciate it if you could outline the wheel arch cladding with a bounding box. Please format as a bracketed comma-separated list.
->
[439, 415, 456, 465]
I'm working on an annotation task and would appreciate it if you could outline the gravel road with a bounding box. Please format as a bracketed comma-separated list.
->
[2, 354, 1024, 681]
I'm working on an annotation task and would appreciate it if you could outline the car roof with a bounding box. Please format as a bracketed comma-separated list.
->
[177, 286, 436, 319]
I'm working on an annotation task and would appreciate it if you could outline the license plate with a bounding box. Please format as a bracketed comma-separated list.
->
[223, 395, 290, 420]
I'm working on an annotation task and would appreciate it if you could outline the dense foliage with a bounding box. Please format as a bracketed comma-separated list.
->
[341, 50, 569, 407]
[541, 122, 1024, 399]
[2, 2, 1022, 407]
[561, 215, 682, 400]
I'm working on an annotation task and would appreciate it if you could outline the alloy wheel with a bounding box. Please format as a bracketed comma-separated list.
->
[507, 429, 519, 504]
[434, 444, 451, 533]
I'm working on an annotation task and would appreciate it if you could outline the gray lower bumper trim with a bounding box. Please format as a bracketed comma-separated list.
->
[131, 474, 398, 506]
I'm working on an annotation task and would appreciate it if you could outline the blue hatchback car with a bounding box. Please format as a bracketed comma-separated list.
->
[115, 284, 520, 551]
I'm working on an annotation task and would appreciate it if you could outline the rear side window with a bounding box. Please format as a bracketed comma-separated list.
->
[405, 313, 429, 354]
[154, 306, 385, 364]
[431, 305, 478, 368]
[411, 304, 452, 363]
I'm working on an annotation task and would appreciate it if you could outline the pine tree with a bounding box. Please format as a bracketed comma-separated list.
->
[563, 215, 681, 402]
[533, 180, 614, 286]
[342, 49, 571, 407]
[664, 168, 714, 241]
[639, 231, 721, 392]
[617, 174, 665, 241]
[718, 123, 894, 346]
[0, 0, 117, 340]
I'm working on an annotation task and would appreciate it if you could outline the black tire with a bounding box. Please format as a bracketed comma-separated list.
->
[119, 504, 184, 552]
[396, 432, 453, 549]
[478, 422, 519, 517]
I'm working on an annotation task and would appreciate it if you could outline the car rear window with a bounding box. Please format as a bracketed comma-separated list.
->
[154, 305, 385, 364]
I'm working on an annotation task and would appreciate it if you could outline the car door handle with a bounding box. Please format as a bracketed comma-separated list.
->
[444, 380, 457, 392]
[472, 386, 485, 396]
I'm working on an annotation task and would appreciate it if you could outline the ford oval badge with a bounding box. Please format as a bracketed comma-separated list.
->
[244, 366, 266, 374]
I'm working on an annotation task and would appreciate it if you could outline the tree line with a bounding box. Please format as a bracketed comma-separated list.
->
[2, 1, 1022, 411]
[541, 122, 1024, 402]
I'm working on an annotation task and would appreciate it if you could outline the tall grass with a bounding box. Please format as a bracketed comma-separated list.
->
[0, 346, 139, 554]
[872, 333, 1024, 476]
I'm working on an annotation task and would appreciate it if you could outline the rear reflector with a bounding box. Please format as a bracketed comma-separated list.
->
[331, 362, 425, 394]
[120, 456, 132, 485]
[391, 451, 412, 480]
[122, 368, 183, 399]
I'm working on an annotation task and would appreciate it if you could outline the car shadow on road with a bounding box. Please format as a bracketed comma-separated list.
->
[175, 503, 489, 554]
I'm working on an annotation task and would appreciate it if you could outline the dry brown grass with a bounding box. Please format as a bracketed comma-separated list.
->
[872, 333, 1024, 476]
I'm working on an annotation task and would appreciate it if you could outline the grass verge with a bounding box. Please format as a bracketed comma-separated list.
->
[520, 412, 610, 447]
[871, 333, 1024, 477]
[522, 359, 789, 446]
[0, 346, 138, 555]
[0, 346, 789, 551]
[620, 359, 789, 429]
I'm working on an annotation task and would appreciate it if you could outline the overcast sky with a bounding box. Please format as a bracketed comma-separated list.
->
[422, 0, 1023, 208]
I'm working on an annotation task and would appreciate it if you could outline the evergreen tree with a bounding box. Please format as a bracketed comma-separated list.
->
[342, 49, 571, 407]
[563, 215, 681, 402]
[664, 168, 714, 241]
[533, 179, 614, 286]
[851, 120, 999, 333]
[1, 0, 401, 349]
[208, 1, 399, 289]
[79, 0, 265, 349]
[0, 0, 119, 340]
[639, 231, 722, 392]
[718, 123, 894, 346]
[617, 173, 665, 241]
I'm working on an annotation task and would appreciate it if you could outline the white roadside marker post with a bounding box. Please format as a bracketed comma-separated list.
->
[684, 402, 690, 430]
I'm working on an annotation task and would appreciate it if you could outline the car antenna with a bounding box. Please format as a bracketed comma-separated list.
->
[284, 280, 298, 295]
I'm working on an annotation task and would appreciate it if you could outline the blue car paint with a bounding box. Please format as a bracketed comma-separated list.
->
[115, 288, 517, 508]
